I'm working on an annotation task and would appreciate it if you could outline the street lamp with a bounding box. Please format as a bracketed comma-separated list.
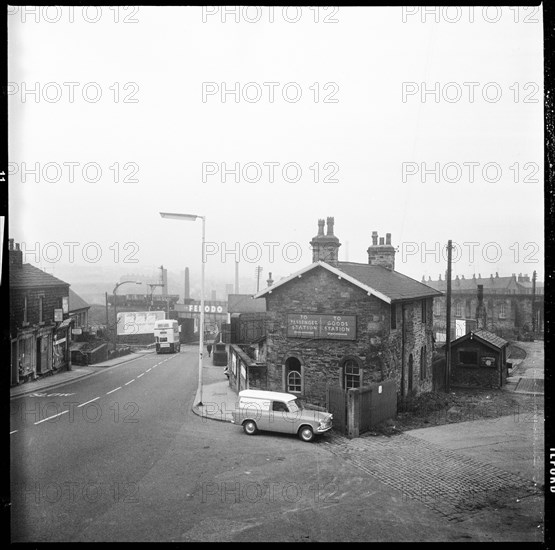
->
[160, 212, 206, 406]
[113, 280, 142, 351]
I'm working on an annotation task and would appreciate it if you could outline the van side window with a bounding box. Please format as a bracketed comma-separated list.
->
[272, 401, 289, 412]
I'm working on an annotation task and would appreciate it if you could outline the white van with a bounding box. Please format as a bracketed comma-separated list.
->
[153, 319, 181, 353]
[231, 389, 333, 442]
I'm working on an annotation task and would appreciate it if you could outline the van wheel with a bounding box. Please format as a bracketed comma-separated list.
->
[299, 426, 314, 442]
[243, 420, 258, 435]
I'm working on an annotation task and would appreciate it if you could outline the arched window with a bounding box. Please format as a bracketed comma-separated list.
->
[343, 358, 361, 389]
[285, 356, 302, 394]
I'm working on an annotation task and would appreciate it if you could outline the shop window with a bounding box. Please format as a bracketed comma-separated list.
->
[343, 359, 361, 389]
[455, 302, 462, 318]
[459, 351, 478, 365]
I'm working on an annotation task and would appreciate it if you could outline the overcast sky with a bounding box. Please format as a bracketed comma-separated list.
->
[8, 6, 544, 292]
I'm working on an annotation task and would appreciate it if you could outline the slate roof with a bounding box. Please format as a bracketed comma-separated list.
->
[426, 276, 517, 293]
[254, 261, 442, 304]
[473, 329, 508, 349]
[337, 262, 443, 302]
[452, 329, 508, 350]
[9, 263, 69, 289]
[69, 289, 90, 312]
[227, 293, 267, 313]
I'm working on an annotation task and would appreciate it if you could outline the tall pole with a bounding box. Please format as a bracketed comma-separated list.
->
[198, 216, 206, 406]
[113, 287, 118, 352]
[531, 270, 537, 334]
[105, 292, 109, 331]
[445, 240, 452, 392]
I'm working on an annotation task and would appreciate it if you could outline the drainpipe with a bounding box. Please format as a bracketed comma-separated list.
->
[401, 303, 406, 397]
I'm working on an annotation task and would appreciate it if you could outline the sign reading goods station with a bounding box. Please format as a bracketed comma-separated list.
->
[287, 314, 356, 340]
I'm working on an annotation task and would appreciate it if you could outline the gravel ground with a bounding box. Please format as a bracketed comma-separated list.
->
[390, 388, 544, 433]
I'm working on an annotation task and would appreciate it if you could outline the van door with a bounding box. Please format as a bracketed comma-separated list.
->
[270, 401, 295, 434]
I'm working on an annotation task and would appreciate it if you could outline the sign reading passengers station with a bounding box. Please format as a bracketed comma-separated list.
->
[287, 314, 356, 340]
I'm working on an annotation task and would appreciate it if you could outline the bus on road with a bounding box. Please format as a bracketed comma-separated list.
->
[154, 319, 181, 353]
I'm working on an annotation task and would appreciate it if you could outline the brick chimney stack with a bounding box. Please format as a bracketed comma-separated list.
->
[367, 231, 396, 271]
[310, 217, 341, 266]
[9, 239, 23, 267]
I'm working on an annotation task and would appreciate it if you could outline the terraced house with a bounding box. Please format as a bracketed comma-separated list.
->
[9, 239, 73, 385]
[229, 218, 442, 408]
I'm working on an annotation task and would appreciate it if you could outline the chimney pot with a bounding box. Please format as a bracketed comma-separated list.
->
[15, 243, 20, 251]
[495, 272, 499, 278]
[372, 231, 378, 246]
[386, 233, 391, 245]
[317, 219, 325, 236]
[8, 238, 14, 251]
[326, 216, 334, 236]
[379, 237, 384, 245]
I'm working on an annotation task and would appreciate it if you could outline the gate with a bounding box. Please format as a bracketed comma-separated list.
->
[326, 386, 347, 434]
[357, 379, 397, 434]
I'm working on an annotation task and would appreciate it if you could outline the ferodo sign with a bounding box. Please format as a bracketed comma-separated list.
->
[187, 304, 224, 313]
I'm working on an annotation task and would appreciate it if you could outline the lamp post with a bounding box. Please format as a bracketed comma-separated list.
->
[160, 212, 206, 406]
[113, 281, 142, 351]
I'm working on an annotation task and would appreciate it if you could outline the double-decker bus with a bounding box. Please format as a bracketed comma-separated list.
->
[154, 319, 181, 353]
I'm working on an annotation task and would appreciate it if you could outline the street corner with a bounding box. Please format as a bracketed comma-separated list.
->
[192, 384, 237, 423]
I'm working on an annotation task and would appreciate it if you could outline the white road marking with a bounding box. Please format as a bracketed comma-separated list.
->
[125, 379, 135, 386]
[107, 387, 122, 395]
[34, 410, 69, 425]
[10, 430, 18, 435]
[78, 397, 100, 408]
[146, 368, 152, 372]
[137, 373, 145, 378]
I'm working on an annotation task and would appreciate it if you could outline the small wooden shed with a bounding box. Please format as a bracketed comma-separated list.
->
[450, 329, 509, 389]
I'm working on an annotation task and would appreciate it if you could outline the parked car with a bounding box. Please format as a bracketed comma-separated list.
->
[231, 389, 333, 442]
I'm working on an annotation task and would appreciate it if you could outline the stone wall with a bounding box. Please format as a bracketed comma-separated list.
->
[262, 266, 434, 403]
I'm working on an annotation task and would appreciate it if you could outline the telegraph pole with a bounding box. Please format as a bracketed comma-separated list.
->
[531, 270, 537, 334]
[445, 240, 452, 393]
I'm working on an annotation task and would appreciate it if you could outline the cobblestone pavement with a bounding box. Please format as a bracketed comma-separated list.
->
[323, 431, 541, 522]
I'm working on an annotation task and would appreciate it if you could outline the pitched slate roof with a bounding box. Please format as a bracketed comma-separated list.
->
[452, 329, 508, 350]
[9, 263, 69, 289]
[337, 262, 443, 301]
[227, 294, 267, 313]
[254, 261, 442, 304]
[68, 289, 90, 312]
[426, 276, 518, 293]
[473, 329, 508, 349]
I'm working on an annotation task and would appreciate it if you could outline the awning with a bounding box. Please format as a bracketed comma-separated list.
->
[57, 318, 74, 330]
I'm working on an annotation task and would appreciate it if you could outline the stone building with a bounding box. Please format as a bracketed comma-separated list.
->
[230, 218, 442, 404]
[9, 239, 73, 385]
[424, 272, 544, 341]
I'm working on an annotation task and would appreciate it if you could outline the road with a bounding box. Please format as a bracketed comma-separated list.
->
[10, 347, 544, 542]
